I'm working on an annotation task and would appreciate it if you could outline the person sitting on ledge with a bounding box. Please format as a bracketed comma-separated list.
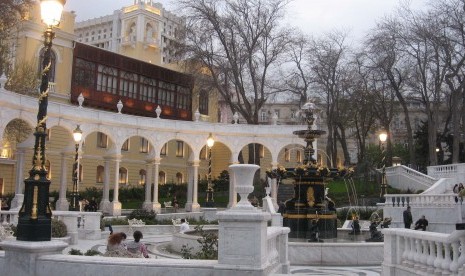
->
[104, 232, 140, 258]
[126, 230, 149, 258]
[414, 215, 428, 231]
[349, 216, 361, 235]
[180, 218, 190, 234]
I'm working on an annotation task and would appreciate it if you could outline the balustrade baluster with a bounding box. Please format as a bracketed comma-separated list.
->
[420, 240, 428, 270]
[392, 196, 395, 207]
[397, 196, 400, 207]
[434, 242, 444, 274]
[408, 236, 416, 267]
[426, 240, 436, 274]
[402, 197, 405, 207]
[457, 237, 465, 269]
[449, 241, 460, 273]
[402, 236, 410, 266]
[442, 243, 452, 272]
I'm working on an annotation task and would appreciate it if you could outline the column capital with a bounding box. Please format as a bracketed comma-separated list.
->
[191, 160, 200, 166]
[271, 162, 279, 168]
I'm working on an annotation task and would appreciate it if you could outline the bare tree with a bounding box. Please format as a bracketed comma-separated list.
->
[364, 18, 415, 166]
[0, 0, 33, 74]
[307, 30, 351, 166]
[176, 0, 291, 125]
[396, 4, 450, 165]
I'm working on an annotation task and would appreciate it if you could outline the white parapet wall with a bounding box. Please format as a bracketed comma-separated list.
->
[383, 194, 464, 233]
[289, 241, 383, 266]
[382, 228, 465, 275]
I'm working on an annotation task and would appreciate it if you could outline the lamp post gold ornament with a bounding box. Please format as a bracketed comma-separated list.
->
[16, 0, 66, 241]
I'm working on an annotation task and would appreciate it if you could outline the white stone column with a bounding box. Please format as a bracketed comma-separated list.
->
[56, 153, 69, 210]
[271, 161, 279, 210]
[10, 148, 25, 209]
[151, 157, 161, 213]
[191, 160, 200, 212]
[185, 163, 194, 211]
[100, 158, 111, 213]
[142, 160, 153, 210]
[110, 156, 122, 216]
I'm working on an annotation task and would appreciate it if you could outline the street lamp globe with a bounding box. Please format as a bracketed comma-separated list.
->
[40, 0, 66, 26]
[73, 125, 83, 143]
[207, 133, 215, 148]
[379, 132, 388, 143]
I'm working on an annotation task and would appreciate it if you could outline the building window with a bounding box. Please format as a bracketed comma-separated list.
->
[199, 90, 209, 115]
[159, 171, 166, 185]
[140, 138, 149, 153]
[38, 48, 57, 82]
[296, 150, 302, 163]
[285, 148, 290, 162]
[176, 141, 184, 157]
[97, 132, 108, 148]
[120, 71, 138, 99]
[260, 111, 268, 121]
[97, 65, 118, 94]
[176, 172, 183, 184]
[139, 169, 146, 185]
[96, 165, 104, 183]
[291, 110, 296, 119]
[160, 143, 167, 156]
[274, 109, 280, 118]
[119, 167, 128, 184]
[140, 76, 156, 103]
[46, 128, 51, 141]
[122, 139, 130, 151]
[259, 144, 265, 158]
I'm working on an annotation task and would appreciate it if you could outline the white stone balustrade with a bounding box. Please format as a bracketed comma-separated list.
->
[266, 226, 290, 272]
[427, 163, 465, 181]
[385, 194, 458, 208]
[385, 165, 437, 192]
[0, 210, 19, 225]
[383, 228, 465, 276]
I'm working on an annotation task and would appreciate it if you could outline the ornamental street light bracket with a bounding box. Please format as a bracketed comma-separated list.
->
[70, 125, 82, 211]
[16, 0, 66, 242]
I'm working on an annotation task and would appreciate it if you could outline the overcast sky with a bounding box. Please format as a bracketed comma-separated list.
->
[65, 0, 426, 43]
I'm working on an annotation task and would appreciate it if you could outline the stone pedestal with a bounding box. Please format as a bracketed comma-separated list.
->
[99, 199, 111, 214]
[56, 198, 69, 211]
[190, 202, 201, 212]
[110, 201, 122, 216]
[54, 211, 79, 245]
[215, 209, 271, 275]
[0, 240, 67, 275]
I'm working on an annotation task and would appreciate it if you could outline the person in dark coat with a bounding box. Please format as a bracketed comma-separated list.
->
[403, 206, 413, 229]
[414, 215, 428, 231]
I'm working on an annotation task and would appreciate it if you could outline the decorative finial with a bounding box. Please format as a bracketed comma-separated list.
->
[117, 100, 123, 114]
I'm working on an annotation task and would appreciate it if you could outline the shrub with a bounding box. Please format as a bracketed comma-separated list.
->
[103, 218, 129, 226]
[181, 225, 218, 260]
[51, 219, 67, 238]
[84, 249, 101, 256]
[69, 248, 83, 255]
[128, 209, 156, 225]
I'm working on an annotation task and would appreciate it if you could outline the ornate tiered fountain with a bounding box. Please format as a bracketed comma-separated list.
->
[269, 102, 353, 240]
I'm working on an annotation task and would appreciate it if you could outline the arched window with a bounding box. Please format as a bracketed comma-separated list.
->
[139, 169, 146, 185]
[200, 146, 207, 160]
[296, 150, 302, 163]
[119, 167, 128, 184]
[96, 165, 104, 183]
[159, 171, 166, 185]
[38, 48, 57, 82]
[284, 148, 290, 162]
[199, 90, 208, 115]
[176, 172, 183, 184]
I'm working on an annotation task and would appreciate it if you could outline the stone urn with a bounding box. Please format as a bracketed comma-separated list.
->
[229, 164, 259, 210]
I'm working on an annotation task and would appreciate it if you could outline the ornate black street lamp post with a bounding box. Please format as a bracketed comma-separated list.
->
[206, 133, 215, 207]
[16, 0, 66, 241]
[379, 131, 388, 198]
[70, 125, 82, 211]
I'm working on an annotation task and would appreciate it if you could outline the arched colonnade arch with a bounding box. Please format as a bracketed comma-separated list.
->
[0, 89, 307, 215]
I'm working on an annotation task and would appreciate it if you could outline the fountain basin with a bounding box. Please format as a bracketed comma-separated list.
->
[170, 227, 383, 266]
